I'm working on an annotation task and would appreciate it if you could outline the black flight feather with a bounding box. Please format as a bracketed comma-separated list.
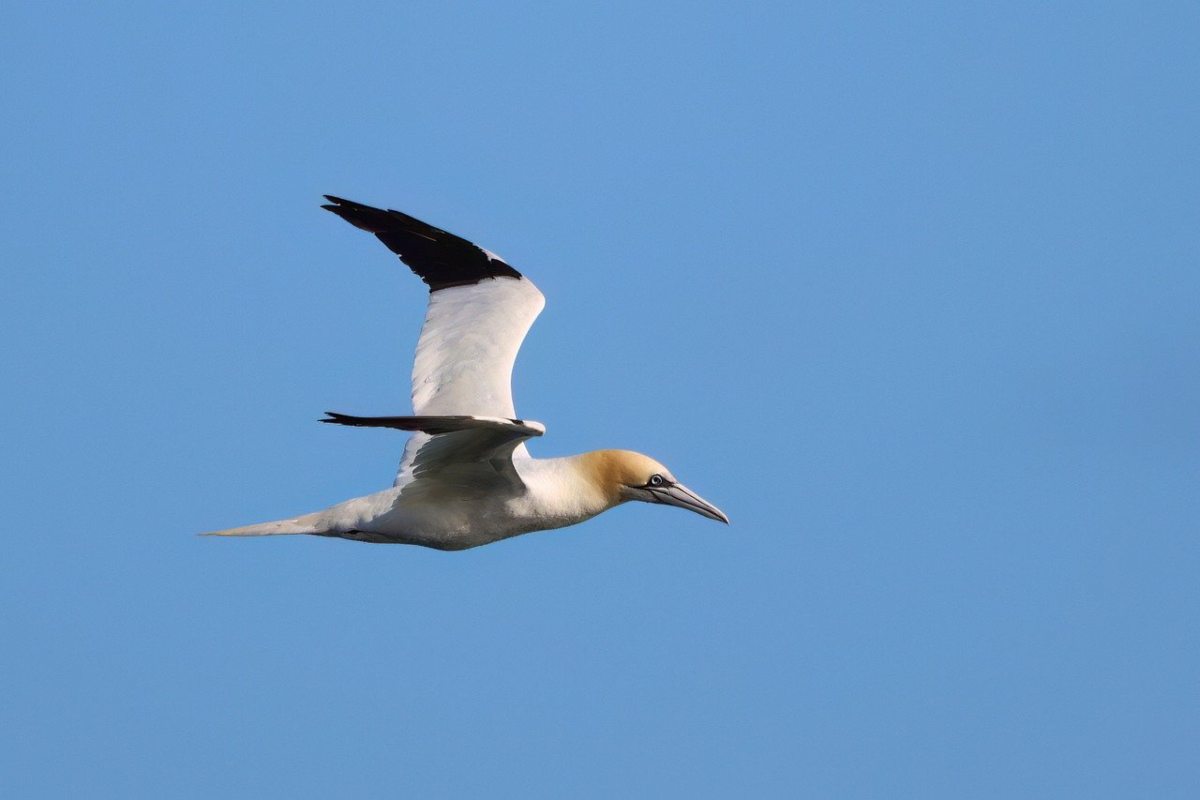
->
[319, 412, 543, 437]
[321, 195, 523, 291]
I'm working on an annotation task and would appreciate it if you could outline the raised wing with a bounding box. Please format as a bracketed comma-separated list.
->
[412, 279, 543, 416]
[322, 196, 545, 417]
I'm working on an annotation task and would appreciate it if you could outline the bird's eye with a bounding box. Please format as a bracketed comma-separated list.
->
[648, 474, 665, 487]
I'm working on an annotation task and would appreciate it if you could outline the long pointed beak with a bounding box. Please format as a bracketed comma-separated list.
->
[652, 483, 729, 524]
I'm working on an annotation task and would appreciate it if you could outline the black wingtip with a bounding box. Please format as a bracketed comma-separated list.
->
[319, 195, 524, 290]
[323, 194, 357, 205]
[320, 196, 395, 234]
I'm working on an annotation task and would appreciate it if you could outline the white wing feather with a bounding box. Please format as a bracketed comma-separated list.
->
[411, 277, 545, 417]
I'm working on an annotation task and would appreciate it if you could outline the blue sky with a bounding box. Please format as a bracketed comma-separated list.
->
[2, 2, 1197, 797]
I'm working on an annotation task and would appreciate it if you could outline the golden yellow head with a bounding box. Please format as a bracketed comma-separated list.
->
[576, 449, 728, 523]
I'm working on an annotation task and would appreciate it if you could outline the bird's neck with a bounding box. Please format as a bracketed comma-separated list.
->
[515, 453, 623, 527]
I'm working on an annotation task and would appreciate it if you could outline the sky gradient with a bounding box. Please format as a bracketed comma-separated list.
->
[3, 2, 1198, 797]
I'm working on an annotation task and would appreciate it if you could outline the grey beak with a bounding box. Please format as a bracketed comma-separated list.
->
[652, 483, 729, 524]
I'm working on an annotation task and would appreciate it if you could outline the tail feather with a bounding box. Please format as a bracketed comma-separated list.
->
[201, 515, 319, 537]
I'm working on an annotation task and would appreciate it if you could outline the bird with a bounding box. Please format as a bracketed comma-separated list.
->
[204, 196, 727, 550]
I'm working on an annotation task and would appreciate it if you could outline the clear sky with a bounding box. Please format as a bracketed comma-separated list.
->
[2, 2, 1197, 797]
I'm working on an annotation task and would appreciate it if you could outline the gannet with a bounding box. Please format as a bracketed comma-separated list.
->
[205, 196, 728, 550]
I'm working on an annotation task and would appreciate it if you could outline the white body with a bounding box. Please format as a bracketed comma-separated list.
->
[286, 455, 613, 550]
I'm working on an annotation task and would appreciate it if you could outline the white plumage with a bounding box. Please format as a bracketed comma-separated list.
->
[205, 196, 727, 550]
[411, 278, 544, 418]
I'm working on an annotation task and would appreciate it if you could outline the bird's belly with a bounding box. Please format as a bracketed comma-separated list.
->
[349, 494, 539, 550]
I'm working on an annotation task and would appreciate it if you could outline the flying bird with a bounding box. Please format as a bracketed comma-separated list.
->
[205, 196, 727, 550]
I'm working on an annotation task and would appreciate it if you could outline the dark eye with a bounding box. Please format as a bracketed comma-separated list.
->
[648, 474, 665, 488]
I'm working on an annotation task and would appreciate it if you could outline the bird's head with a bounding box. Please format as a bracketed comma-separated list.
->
[581, 450, 729, 523]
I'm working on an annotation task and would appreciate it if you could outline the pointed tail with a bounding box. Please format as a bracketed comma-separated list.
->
[200, 514, 320, 538]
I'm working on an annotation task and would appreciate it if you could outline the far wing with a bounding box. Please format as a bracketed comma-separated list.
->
[322, 196, 545, 417]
